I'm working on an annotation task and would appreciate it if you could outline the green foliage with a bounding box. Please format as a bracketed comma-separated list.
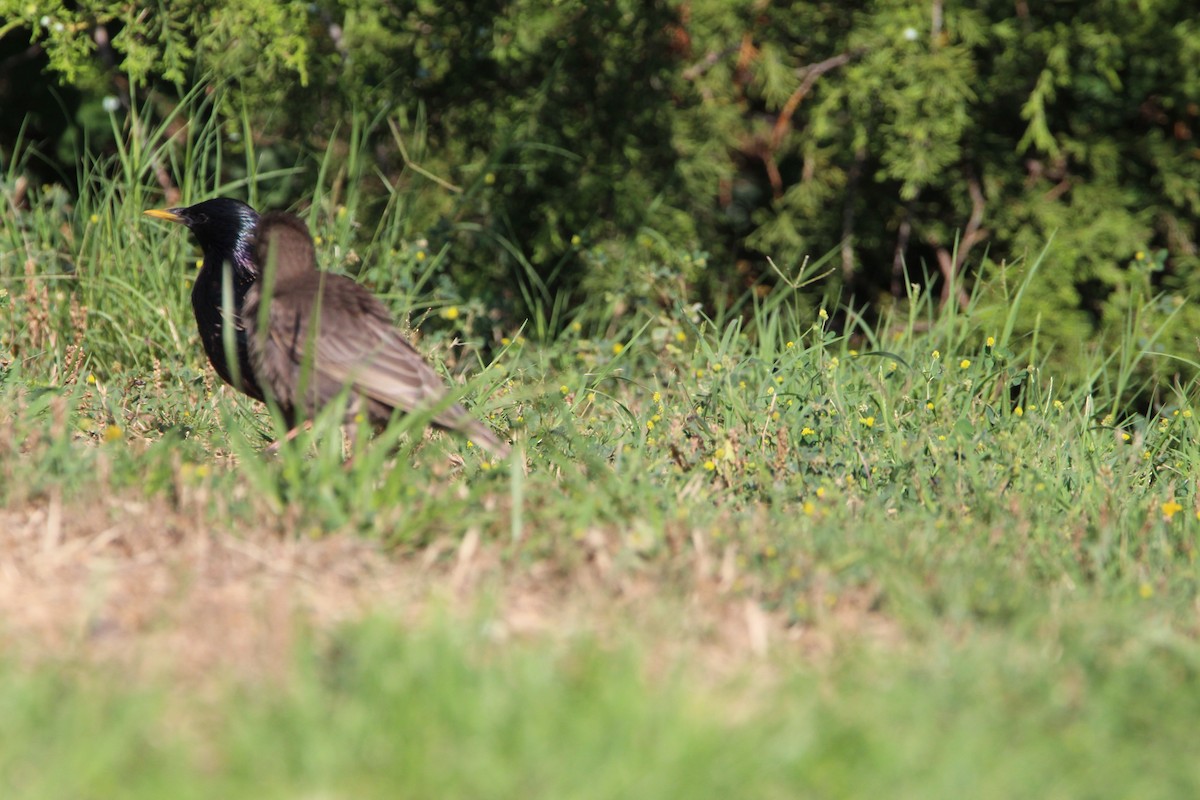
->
[5, 0, 1200, 396]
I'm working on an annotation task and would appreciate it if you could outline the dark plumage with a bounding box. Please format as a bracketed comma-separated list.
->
[143, 198, 265, 401]
[243, 211, 509, 458]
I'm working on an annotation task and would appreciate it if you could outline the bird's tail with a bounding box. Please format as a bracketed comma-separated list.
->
[463, 419, 511, 459]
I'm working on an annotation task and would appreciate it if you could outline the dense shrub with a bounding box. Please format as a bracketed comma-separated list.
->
[4, 0, 1199, 390]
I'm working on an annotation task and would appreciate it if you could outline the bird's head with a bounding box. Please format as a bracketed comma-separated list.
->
[144, 198, 261, 276]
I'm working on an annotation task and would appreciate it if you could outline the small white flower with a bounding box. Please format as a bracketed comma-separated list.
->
[39, 15, 51, 27]
[102, 95, 120, 113]
[903, 27, 919, 41]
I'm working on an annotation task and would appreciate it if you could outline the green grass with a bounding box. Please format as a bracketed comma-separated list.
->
[2, 620, 1200, 798]
[3, 106, 1200, 797]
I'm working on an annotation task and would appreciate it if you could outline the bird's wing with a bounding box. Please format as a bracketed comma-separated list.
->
[305, 280, 469, 423]
[243, 286, 303, 411]
[256, 274, 508, 455]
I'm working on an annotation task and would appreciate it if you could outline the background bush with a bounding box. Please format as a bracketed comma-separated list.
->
[4, 0, 1199, 399]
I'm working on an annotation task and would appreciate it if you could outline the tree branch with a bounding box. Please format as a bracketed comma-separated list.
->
[770, 50, 859, 153]
[934, 172, 987, 310]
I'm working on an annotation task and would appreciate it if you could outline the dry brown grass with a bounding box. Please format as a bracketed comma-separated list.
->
[0, 488, 902, 695]
[0, 493, 402, 682]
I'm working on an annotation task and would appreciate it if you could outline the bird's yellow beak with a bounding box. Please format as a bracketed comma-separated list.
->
[143, 208, 184, 223]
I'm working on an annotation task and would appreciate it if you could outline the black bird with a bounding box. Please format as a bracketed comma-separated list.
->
[143, 198, 265, 401]
[243, 211, 510, 458]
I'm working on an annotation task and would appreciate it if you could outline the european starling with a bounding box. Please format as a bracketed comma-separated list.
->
[243, 211, 510, 458]
[143, 198, 265, 401]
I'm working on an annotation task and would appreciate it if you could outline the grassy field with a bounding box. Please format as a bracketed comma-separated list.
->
[3, 133, 1200, 797]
